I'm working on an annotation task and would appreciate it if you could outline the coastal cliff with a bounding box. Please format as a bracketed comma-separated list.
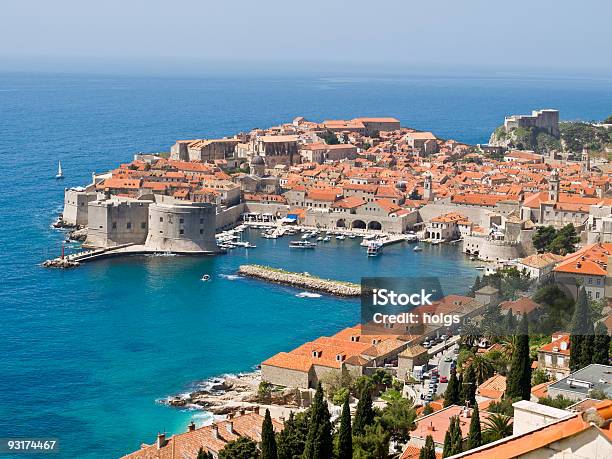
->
[238, 264, 361, 296]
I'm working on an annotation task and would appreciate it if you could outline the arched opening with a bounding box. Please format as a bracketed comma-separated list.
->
[352, 220, 366, 229]
[368, 221, 382, 231]
[336, 219, 346, 228]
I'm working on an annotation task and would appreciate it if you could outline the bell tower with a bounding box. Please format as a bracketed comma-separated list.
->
[549, 169, 560, 202]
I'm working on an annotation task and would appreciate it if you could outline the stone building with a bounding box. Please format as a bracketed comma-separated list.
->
[504, 109, 560, 137]
[170, 139, 240, 162]
[85, 198, 151, 248]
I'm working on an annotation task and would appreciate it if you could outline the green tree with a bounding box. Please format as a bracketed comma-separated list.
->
[467, 404, 482, 450]
[303, 383, 333, 459]
[570, 288, 591, 371]
[470, 354, 495, 386]
[506, 313, 532, 400]
[277, 412, 308, 459]
[531, 368, 551, 386]
[353, 383, 375, 436]
[444, 368, 460, 407]
[196, 447, 214, 459]
[462, 365, 477, 407]
[532, 226, 556, 252]
[593, 322, 611, 365]
[442, 429, 453, 458]
[352, 423, 390, 459]
[548, 224, 579, 255]
[320, 130, 340, 145]
[504, 309, 516, 335]
[337, 397, 352, 459]
[483, 413, 513, 442]
[538, 395, 574, 409]
[419, 435, 436, 459]
[219, 437, 259, 459]
[448, 416, 463, 456]
[379, 396, 416, 444]
[422, 404, 434, 416]
[470, 276, 482, 296]
[261, 409, 278, 459]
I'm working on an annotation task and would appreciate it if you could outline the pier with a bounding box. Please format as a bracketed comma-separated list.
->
[238, 264, 361, 297]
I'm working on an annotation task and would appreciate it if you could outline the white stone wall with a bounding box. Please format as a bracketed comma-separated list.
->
[145, 202, 218, 253]
[85, 199, 151, 248]
[63, 189, 97, 226]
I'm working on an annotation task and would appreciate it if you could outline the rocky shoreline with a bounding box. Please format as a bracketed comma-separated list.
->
[162, 372, 301, 415]
[238, 264, 361, 297]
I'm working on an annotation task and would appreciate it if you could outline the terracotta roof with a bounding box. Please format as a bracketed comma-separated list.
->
[476, 374, 506, 400]
[554, 243, 612, 276]
[451, 400, 612, 458]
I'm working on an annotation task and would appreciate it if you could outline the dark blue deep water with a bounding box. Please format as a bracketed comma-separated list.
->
[1, 73, 611, 458]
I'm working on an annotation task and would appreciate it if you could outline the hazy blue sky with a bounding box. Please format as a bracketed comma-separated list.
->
[2, 0, 611, 76]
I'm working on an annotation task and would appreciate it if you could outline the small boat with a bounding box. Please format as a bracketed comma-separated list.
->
[413, 246, 423, 252]
[201, 274, 211, 281]
[470, 256, 476, 261]
[55, 161, 64, 179]
[349, 234, 357, 239]
[289, 240, 316, 249]
[323, 236, 331, 242]
[336, 235, 346, 240]
[475, 266, 486, 270]
[367, 242, 383, 257]
[405, 234, 418, 242]
[317, 237, 324, 241]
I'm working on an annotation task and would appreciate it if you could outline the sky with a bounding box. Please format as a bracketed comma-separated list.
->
[1, 0, 611, 77]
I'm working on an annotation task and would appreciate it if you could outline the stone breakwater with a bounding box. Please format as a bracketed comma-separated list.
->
[238, 264, 361, 297]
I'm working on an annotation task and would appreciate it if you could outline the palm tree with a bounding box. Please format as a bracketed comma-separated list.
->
[500, 335, 518, 359]
[469, 354, 494, 386]
[483, 413, 513, 441]
[460, 321, 480, 348]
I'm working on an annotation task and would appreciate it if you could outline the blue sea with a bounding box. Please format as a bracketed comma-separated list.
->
[1, 72, 611, 458]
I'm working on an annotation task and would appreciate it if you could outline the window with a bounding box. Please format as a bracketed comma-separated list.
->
[159, 217, 163, 222]
[199, 229, 204, 234]
[558, 356, 565, 367]
[179, 218, 184, 224]
[126, 222, 131, 229]
[112, 222, 117, 229]
[596, 292, 600, 299]
[588, 278, 593, 284]
[179, 229, 184, 235]
[200, 218, 204, 224]
[141, 222, 146, 229]
[545, 354, 552, 365]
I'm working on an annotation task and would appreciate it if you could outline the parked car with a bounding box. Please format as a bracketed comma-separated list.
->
[440, 376, 448, 383]
[444, 356, 453, 362]
[425, 394, 433, 402]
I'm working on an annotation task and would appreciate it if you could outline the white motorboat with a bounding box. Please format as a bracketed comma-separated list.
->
[413, 246, 423, 252]
[367, 242, 383, 256]
[336, 235, 346, 240]
[201, 274, 211, 281]
[289, 240, 316, 249]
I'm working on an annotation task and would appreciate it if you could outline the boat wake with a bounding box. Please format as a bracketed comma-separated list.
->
[219, 274, 240, 280]
[296, 291, 322, 298]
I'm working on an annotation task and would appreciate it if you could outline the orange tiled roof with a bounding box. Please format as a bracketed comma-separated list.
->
[453, 400, 612, 458]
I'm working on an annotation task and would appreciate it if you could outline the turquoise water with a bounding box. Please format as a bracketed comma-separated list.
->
[1, 72, 611, 458]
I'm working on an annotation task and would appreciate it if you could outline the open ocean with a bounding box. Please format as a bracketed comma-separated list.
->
[1, 72, 611, 458]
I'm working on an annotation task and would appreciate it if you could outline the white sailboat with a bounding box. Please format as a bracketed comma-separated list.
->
[56, 161, 64, 179]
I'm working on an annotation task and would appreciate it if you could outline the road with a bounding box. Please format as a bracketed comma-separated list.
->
[409, 343, 459, 404]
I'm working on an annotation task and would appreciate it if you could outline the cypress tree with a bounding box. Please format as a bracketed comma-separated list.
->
[337, 396, 352, 459]
[419, 435, 436, 459]
[463, 365, 477, 407]
[303, 383, 332, 459]
[467, 404, 482, 450]
[506, 312, 531, 400]
[580, 325, 595, 368]
[570, 287, 590, 371]
[450, 416, 463, 455]
[442, 429, 453, 458]
[505, 309, 516, 334]
[593, 322, 611, 365]
[353, 383, 375, 436]
[458, 373, 465, 405]
[261, 409, 278, 459]
[444, 368, 460, 407]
